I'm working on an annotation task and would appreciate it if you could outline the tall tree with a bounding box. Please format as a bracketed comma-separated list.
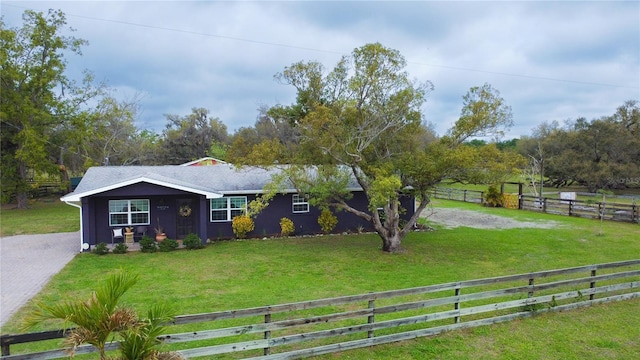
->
[227, 105, 299, 165]
[519, 102, 640, 192]
[79, 95, 145, 167]
[1, 10, 100, 207]
[159, 108, 228, 164]
[234, 43, 516, 253]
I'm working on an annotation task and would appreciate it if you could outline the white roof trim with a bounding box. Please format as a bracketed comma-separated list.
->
[61, 176, 223, 202]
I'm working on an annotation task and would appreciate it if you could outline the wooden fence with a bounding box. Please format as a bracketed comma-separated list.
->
[431, 187, 484, 204]
[3, 260, 639, 359]
[431, 187, 639, 224]
[520, 195, 639, 223]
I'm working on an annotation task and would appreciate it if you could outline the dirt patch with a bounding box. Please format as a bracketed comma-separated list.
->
[421, 207, 560, 229]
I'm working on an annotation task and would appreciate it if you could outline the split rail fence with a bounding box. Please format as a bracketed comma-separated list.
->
[431, 187, 639, 224]
[430, 187, 484, 204]
[2, 260, 639, 359]
[520, 195, 639, 223]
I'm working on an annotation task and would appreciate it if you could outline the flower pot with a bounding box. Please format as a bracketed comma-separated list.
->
[155, 233, 167, 242]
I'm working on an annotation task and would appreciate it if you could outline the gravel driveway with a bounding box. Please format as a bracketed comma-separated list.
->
[0, 232, 79, 328]
[421, 207, 560, 229]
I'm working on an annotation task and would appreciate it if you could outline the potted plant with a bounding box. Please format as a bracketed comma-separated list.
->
[124, 226, 134, 244]
[154, 219, 166, 242]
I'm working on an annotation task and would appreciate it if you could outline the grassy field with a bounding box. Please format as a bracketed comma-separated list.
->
[0, 196, 79, 237]
[1, 199, 639, 359]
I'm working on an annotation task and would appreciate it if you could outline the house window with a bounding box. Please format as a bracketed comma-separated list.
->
[109, 199, 150, 226]
[292, 194, 309, 213]
[210, 196, 247, 222]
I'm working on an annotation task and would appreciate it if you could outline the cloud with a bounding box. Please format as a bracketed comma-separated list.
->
[3, 0, 638, 139]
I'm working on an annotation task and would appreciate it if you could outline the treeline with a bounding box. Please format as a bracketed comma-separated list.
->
[414, 100, 640, 194]
[517, 100, 639, 193]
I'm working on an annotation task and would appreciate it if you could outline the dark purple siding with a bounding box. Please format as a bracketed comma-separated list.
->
[81, 182, 416, 249]
[84, 183, 205, 245]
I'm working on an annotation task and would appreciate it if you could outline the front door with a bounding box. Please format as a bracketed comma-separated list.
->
[176, 198, 196, 239]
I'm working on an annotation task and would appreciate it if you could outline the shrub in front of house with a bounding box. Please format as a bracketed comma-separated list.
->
[232, 215, 254, 239]
[113, 242, 128, 254]
[158, 238, 179, 252]
[183, 233, 204, 250]
[139, 235, 157, 253]
[318, 209, 338, 234]
[93, 242, 109, 255]
[280, 217, 295, 237]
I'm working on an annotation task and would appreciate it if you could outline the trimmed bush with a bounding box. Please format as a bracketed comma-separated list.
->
[484, 184, 505, 207]
[183, 233, 204, 250]
[112, 242, 128, 254]
[232, 215, 254, 239]
[139, 235, 157, 253]
[93, 242, 109, 255]
[280, 217, 295, 237]
[158, 238, 179, 252]
[318, 209, 338, 234]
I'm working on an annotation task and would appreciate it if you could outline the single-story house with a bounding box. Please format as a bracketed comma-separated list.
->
[61, 164, 416, 252]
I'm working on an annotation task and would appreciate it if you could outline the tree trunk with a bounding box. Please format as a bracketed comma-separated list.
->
[16, 161, 29, 209]
[381, 231, 403, 253]
[16, 192, 28, 209]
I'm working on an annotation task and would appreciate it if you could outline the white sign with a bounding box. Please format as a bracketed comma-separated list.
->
[560, 192, 576, 203]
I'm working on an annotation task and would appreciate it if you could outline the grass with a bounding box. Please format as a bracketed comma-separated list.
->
[0, 196, 79, 237]
[1, 199, 639, 359]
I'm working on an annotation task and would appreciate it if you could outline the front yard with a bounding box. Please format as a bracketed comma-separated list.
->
[2, 199, 639, 358]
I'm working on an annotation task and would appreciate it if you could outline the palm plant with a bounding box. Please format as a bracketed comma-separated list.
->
[24, 269, 140, 359]
[118, 304, 180, 360]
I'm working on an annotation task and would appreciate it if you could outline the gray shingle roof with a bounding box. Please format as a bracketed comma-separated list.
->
[62, 164, 361, 202]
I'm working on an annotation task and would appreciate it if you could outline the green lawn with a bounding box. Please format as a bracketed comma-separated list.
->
[2, 199, 639, 359]
[0, 196, 79, 237]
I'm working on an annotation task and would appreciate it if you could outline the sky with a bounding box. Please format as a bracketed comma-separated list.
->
[2, 0, 639, 139]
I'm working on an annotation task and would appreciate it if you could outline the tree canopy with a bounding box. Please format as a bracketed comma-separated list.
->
[229, 43, 520, 252]
[518, 100, 640, 193]
[1, 9, 105, 207]
[159, 107, 229, 164]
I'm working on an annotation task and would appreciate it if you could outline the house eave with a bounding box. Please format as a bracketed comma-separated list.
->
[60, 176, 223, 202]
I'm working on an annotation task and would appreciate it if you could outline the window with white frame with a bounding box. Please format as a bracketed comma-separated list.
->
[109, 199, 150, 226]
[292, 194, 309, 213]
[210, 196, 247, 222]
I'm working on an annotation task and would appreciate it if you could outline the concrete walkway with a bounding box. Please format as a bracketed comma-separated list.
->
[0, 232, 80, 328]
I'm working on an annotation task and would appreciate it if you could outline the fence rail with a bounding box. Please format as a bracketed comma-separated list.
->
[431, 187, 639, 224]
[520, 195, 639, 223]
[431, 187, 484, 204]
[2, 260, 639, 359]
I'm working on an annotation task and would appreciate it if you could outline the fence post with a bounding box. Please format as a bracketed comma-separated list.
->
[454, 286, 461, 323]
[528, 278, 535, 298]
[598, 202, 603, 220]
[589, 269, 597, 300]
[568, 200, 573, 216]
[518, 194, 523, 210]
[543, 198, 547, 213]
[367, 298, 376, 338]
[264, 309, 271, 356]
